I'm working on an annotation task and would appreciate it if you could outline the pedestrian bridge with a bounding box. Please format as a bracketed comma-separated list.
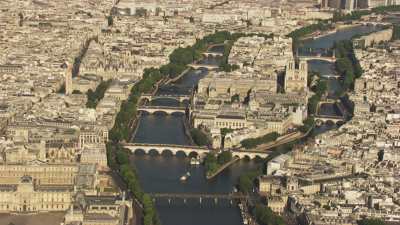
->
[298, 55, 336, 63]
[150, 192, 247, 201]
[140, 94, 190, 103]
[202, 52, 223, 57]
[122, 143, 269, 159]
[188, 64, 219, 70]
[137, 106, 187, 115]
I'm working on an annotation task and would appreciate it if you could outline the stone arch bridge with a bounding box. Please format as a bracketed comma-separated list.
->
[188, 64, 219, 70]
[122, 143, 269, 159]
[314, 116, 345, 125]
[140, 94, 190, 103]
[137, 106, 187, 115]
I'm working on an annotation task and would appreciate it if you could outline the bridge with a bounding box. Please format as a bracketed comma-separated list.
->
[315, 100, 347, 125]
[202, 52, 223, 57]
[149, 192, 248, 204]
[314, 115, 345, 125]
[137, 106, 187, 115]
[298, 55, 336, 63]
[122, 143, 268, 159]
[123, 143, 211, 158]
[188, 63, 219, 70]
[140, 94, 190, 103]
[231, 150, 268, 159]
[324, 74, 341, 79]
[253, 131, 304, 152]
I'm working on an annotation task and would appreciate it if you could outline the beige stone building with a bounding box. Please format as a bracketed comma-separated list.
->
[0, 176, 72, 213]
[353, 28, 394, 49]
[71, 75, 102, 94]
[197, 71, 277, 101]
[80, 144, 108, 171]
[259, 176, 283, 195]
[63, 195, 133, 225]
[0, 163, 91, 186]
[285, 59, 308, 93]
[267, 196, 287, 215]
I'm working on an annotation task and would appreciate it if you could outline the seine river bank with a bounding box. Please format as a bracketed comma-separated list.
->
[129, 25, 379, 225]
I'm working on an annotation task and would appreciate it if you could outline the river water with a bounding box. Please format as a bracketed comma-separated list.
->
[130, 25, 379, 225]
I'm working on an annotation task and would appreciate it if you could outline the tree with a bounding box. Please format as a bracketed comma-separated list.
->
[231, 94, 240, 103]
[358, 218, 387, 225]
[334, 40, 363, 91]
[72, 90, 82, 94]
[221, 128, 234, 136]
[204, 153, 218, 174]
[86, 80, 112, 108]
[107, 16, 113, 26]
[299, 116, 315, 133]
[253, 204, 286, 225]
[314, 79, 327, 96]
[116, 149, 129, 165]
[190, 128, 209, 146]
[238, 173, 254, 193]
[217, 151, 232, 164]
[240, 132, 279, 149]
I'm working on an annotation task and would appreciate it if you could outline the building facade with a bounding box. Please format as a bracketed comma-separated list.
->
[0, 176, 72, 213]
[285, 59, 308, 94]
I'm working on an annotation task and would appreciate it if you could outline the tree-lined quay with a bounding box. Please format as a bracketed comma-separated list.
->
[107, 30, 266, 225]
[109, 31, 248, 142]
[3, 0, 400, 225]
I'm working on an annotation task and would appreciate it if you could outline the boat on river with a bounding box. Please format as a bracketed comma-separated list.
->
[238, 203, 249, 224]
[180, 172, 191, 182]
[190, 156, 200, 165]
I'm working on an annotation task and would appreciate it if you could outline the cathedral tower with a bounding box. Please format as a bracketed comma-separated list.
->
[284, 59, 308, 93]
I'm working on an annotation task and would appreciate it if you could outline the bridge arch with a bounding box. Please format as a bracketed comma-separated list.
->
[161, 149, 174, 156]
[138, 110, 151, 116]
[148, 149, 160, 156]
[254, 154, 265, 160]
[137, 109, 151, 114]
[152, 110, 170, 115]
[336, 120, 345, 127]
[243, 155, 251, 160]
[315, 119, 324, 126]
[175, 150, 187, 157]
[325, 120, 335, 126]
[170, 111, 185, 116]
[188, 151, 199, 158]
[133, 148, 146, 155]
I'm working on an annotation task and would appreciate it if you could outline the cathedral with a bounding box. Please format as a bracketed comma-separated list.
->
[284, 59, 308, 93]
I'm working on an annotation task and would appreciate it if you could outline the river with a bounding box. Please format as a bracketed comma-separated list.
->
[130, 25, 379, 225]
